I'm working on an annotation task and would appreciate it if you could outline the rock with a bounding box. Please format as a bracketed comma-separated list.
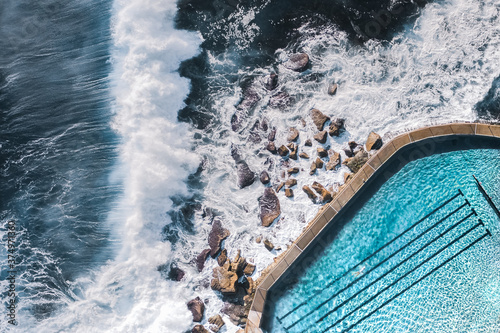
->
[260, 171, 270, 184]
[211, 267, 238, 294]
[168, 265, 185, 281]
[221, 303, 247, 326]
[344, 172, 353, 183]
[231, 144, 242, 163]
[303, 185, 318, 201]
[310, 161, 317, 175]
[313, 131, 328, 143]
[248, 120, 262, 144]
[236, 161, 255, 189]
[276, 182, 285, 193]
[285, 188, 294, 197]
[217, 249, 227, 267]
[192, 325, 209, 333]
[326, 151, 341, 170]
[287, 167, 299, 175]
[317, 147, 328, 158]
[278, 145, 289, 157]
[346, 150, 369, 173]
[305, 139, 313, 146]
[366, 131, 383, 151]
[269, 91, 292, 109]
[348, 141, 358, 150]
[312, 181, 332, 202]
[344, 148, 354, 158]
[285, 178, 297, 187]
[256, 235, 262, 243]
[265, 73, 278, 91]
[315, 157, 324, 169]
[284, 53, 309, 72]
[209, 219, 230, 258]
[264, 239, 274, 251]
[268, 127, 276, 141]
[260, 118, 269, 131]
[243, 263, 256, 275]
[196, 249, 211, 272]
[188, 297, 205, 322]
[230, 252, 247, 275]
[328, 83, 338, 95]
[299, 152, 309, 159]
[259, 188, 281, 227]
[287, 143, 298, 160]
[266, 141, 277, 154]
[328, 118, 345, 137]
[208, 315, 225, 333]
[310, 109, 330, 131]
[237, 90, 260, 111]
[245, 276, 255, 294]
[287, 127, 299, 142]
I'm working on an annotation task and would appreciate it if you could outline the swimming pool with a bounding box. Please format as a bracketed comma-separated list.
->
[263, 146, 500, 333]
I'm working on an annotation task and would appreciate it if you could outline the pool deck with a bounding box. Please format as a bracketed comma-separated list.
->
[245, 122, 500, 333]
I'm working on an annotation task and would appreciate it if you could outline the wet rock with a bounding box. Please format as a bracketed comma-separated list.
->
[217, 249, 227, 267]
[317, 147, 328, 158]
[285, 178, 297, 187]
[310, 161, 317, 175]
[211, 267, 238, 294]
[209, 219, 230, 258]
[247, 130, 261, 144]
[268, 127, 277, 141]
[303, 185, 318, 201]
[285, 188, 294, 197]
[366, 131, 383, 151]
[192, 325, 209, 333]
[231, 144, 242, 163]
[188, 297, 205, 322]
[266, 141, 277, 154]
[328, 118, 345, 137]
[260, 171, 270, 184]
[348, 141, 358, 150]
[243, 263, 256, 276]
[265, 73, 279, 91]
[314, 131, 328, 143]
[310, 109, 330, 131]
[264, 239, 274, 251]
[168, 265, 185, 281]
[269, 91, 292, 109]
[287, 127, 299, 142]
[344, 148, 354, 158]
[284, 53, 309, 72]
[305, 139, 313, 146]
[208, 315, 225, 333]
[287, 167, 299, 175]
[259, 188, 281, 227]
[196, 249, 211, 272]
[221, 302, 247, 326]
[328, 83, 338, 95]
[236, 161, 255, 189]
[260, 118, 269, 131]
[315, 157, 324, 169]
[312, 182, 333, 202]
[237, 90, 260, 111]
[278, 145, 289, 157]
[231, 251, 247, 275]
[276, 182, 285, 193]
[326, 151, 341, 171]
[346, 150, 369, 173]
[299, 152, 309, 159]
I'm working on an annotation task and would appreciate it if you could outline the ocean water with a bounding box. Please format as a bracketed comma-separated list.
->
[0, 0, 499, 332]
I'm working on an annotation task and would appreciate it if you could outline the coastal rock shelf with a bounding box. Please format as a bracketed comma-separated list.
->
[245, 122, 500, 333]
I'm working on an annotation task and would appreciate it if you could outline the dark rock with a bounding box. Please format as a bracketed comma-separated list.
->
[231, 110, 246, 132]
[344, 148, 354, 158]
[266, 141, 277, 154]
[230, 144, 242, 163]
[299, 152, 309, 159]
[187, 297, 205, 322]
[348, 141, 358, 150]
[287, 167, 299, 175]
[328, 83, 338, 95]
[284, 53, 309, 72]
[243, 263, 256, 276]
[328, 118, 345, 137]
[278, 145, 289, 157]
[285, 188, 294, 197]
[217, 249, 227, 267]
[304, 139, 313, 146]
[269, 91, 292, 109]
[285, 178, 297, 187]
[268, 127, 276, 141]
[317, 147, 328, 157]
[265, 73, 278, 91]
[211, 267, 238, 294]
[315, 157, 324, 169]
[313, 131, 328, 143]
[264, 239, 274, 251]
[221, 303, 247, 326]
[168, 265, 185, 281]
[247, 131, 261, 144]
[366, 131, 383, 151]
[326, 151, 341, 170]
[236, 161, 255, 189]
[192, 325, 209, 333]
[346, 150, 369, 173]
[303, 185, 317, 201]
[259, 188, 281, 227]
[260, 171, 270, 184]
[237, 90, 260, 111]
[260, 118, 269, 131]
[310, 109, 330, 131]
[208, 315, 225, 333]
[196, 249, 211, 272]
[209, 219, 230, 258]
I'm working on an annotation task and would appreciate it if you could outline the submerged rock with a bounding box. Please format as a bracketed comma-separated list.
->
[168, 265, 185, 281]
[259, 188, 281, 227]
[236, 161, 255, 189]
[366, 131, 383, 151]
[196, 249, 211, 272]
[209, 219, 230, 258]
[269, 91, 292, 109]
[265, 73, 278, 91]
[310, 109, 330, 131]
[284, 53, 309, 72]
[187, 297, 205, 322]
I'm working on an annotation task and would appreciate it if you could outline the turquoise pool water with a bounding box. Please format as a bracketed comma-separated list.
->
[265, 148, 500, 333]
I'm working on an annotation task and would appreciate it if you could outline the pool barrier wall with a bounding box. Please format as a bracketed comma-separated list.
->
[245, 122, 500, 333]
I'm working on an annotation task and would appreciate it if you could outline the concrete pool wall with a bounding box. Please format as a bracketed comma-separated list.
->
[245, 122, 500, 333]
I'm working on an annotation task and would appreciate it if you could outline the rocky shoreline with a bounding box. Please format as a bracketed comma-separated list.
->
[174, 52, 384, 333]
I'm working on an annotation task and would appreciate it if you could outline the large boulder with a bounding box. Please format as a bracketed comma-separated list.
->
[211, 267, 238, 294]
[345, 150, 369, 173]
[310, 109, 330, 131]
[259, 188, 281, 227]
[366, 131, 383, 151]
[209, 219, 230, 258]
[196, 249, 211, 272]
[236, 161, 255, 189]
[284, 53, 309, 72]
[187, 297, 205, 322]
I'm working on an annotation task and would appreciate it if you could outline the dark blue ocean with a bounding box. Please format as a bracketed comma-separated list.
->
[0, 0, 499, 332]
